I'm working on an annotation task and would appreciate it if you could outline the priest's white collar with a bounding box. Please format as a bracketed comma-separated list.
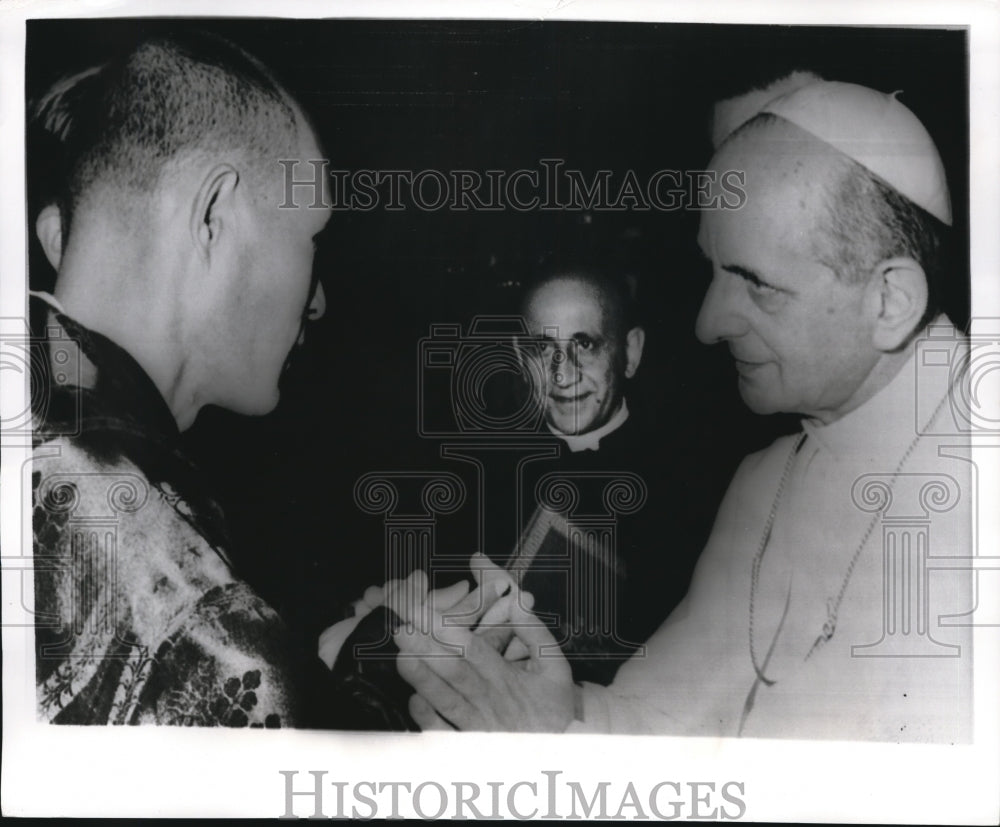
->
[549, 398, 630, 453]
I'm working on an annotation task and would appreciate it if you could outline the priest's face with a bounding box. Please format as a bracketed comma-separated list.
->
[695, 132, 879, 424]
[522, 277, 630, 436]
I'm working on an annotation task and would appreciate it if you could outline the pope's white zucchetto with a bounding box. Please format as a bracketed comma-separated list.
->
[731, 80, 953, 226]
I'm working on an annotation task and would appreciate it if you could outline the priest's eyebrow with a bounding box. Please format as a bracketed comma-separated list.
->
[538, 330, 591, 342]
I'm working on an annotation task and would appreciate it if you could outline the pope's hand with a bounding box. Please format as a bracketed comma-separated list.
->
[395, 589, 575, 732]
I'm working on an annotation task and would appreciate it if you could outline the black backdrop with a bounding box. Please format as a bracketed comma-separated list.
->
[26, 19, 969, 640]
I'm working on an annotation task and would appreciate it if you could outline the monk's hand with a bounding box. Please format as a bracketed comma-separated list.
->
[393, 554, 521, 649]
[441, 552, 522, 654]
[318, 569, 439, 669]
[395, 593, 575, 732]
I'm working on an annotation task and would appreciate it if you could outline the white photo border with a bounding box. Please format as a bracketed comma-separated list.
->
[2, 1, 997, 821]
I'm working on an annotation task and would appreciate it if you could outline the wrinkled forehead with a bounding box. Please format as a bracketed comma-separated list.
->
[523, 277, 615, 337]
[699, 126, 837, 253]
[712, 118, 844, 190]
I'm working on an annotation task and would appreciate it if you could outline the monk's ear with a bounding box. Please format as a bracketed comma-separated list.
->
[35, 203, 63, 271]
[190, 164, 240, 263]
[867, 257, 928, 351]
[624, 326, 645, 378]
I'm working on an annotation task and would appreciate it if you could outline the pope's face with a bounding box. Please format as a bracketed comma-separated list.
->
[695, 137, 878, 423]
[522, 278, 630, 436]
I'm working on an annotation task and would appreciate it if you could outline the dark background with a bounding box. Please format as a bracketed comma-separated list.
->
[26, 19, 969, 639]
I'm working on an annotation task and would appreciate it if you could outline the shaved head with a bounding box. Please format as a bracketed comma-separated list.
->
[43, 32, 301, 235]
[31, 31, 332, 430]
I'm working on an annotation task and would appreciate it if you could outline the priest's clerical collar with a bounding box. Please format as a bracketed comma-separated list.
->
[549, 398, 630, 453]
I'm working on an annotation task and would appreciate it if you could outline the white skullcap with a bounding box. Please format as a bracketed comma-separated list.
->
[711, 70, 824, 150]
[759, 80, 952, 225]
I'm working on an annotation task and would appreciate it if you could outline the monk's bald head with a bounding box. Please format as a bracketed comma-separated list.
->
[51, 32, 302, 237]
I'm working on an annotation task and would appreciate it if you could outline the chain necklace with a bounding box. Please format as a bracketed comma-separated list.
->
[747, 432, 806, 686]
[747, 386, 953, 687]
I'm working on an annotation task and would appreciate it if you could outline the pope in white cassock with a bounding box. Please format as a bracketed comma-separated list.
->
[392, 79, 976, 742]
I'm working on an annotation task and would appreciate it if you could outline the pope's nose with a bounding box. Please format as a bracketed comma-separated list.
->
[695, 274, 749, 344]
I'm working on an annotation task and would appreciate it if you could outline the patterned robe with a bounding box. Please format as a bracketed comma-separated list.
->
[32, 301, 304, 726]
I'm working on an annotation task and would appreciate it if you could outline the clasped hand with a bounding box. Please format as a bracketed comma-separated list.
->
[391, 553, 576, 732]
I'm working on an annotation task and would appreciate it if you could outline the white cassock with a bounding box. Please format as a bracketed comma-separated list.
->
[569, 318, 975, 742]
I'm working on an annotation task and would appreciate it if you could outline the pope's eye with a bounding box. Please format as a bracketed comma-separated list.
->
[748, 279, 779, 295]
[723, 265, 781, 296]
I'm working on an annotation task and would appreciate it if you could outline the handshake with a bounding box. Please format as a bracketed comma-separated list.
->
[318, 553, 577, 732]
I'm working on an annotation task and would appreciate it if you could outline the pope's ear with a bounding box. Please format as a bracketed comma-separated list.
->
[35, 203, 63, 271]
[868, 257, 928, 351]
[624, 326, 645, 379]
[190, 164, 240, 262]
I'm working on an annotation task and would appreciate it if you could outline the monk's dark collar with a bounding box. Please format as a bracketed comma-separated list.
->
[31, 294, 179, 443]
